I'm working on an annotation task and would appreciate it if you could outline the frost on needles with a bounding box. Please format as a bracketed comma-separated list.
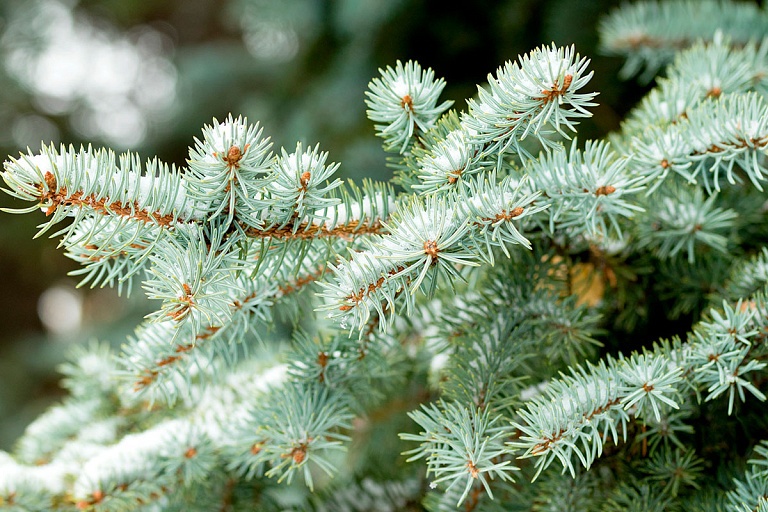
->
[4, 1, 768, 510]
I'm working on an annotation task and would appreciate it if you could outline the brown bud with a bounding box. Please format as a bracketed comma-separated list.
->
[424, 240, 439, 259]
[292, 446, 306, 464]
[226, 145, 242, 165]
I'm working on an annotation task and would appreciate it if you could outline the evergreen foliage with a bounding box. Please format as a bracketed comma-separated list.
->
[4, 0, 768, 510]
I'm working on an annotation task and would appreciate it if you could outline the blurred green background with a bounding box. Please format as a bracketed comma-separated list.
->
[0, 0, 644, 450]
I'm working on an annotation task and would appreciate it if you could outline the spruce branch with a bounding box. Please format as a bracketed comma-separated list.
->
[1, 146, 201, 234]
[366, 60, 454, 154]
[70, 421, 216, 511]
[123, 255, 328, 404]
[639, 446, 705, 497]
[747, 440, 768, 476]
[500, 297, 768, 484]
[0, 452, 66, 511]
[13, 399, 114, 467]
[1, 119, 396, 311]
[287, 329, 405, 410]
[62, 216, 164, 295]
[143, 225, 242, 332]
[720, 247, 768, 302]
[319, 174, 541, 332]
[394, 110, 471, 193]
[663, 36, 768, 103]
[525, 139, 644, 238]
[1, 348, 297, 510]
[258, 142, 343, 228]
[185, 115, 274, 228]
[58, 342, 119, 402]
[599, 0, 768, 81]
[463, 44, 597, 161]
[619, 36, 768, 144]
[412, 127, 484, 195]
[400, 401, 518, 506]
[438, 317, 530, 412]
[509, 353, 682, 481]
[122, 320, 221, 401]
[243, 178, 395, 241]
[728, 456, 768, 512]
[634, 405, 695, 455]
[432, 248, 605, 412]
[627, 92, 768, 195]
[635, 185, 738, 263]
[228, 384, 353, 492]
